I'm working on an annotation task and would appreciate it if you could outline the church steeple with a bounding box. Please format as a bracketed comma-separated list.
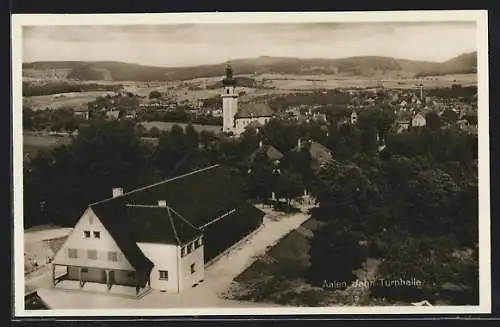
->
[222, 63, 236, 87]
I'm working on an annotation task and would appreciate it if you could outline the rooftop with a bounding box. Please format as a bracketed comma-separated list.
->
[87, 165, 265, 272]
[236, 102, 274, 119]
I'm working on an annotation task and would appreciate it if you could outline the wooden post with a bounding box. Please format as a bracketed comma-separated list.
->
[52, 264, 56, 287]
[79, 267, 83, 288]
[105, 270, 111, 290]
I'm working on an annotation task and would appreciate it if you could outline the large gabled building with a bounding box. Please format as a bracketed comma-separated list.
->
[51, 165, 265, 295]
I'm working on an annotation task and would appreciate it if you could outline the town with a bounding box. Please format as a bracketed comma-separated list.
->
[23, 63, 479, 309]
[20, 20, 481, 311]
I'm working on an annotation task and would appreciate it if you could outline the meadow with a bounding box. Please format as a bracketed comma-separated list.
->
[23, 91, 116, 110]
[23, 133, 72, 159]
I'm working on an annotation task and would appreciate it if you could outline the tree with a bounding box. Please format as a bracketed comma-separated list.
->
[425, 111, 441, 130]
[441, 109, 459, 126]
[308, 224, 367, 288]
[23, 108, 35, 130]
[310, 161, 383, 234]
[360, 128, 378, 154]
[200, 130, 217, 149]
[358, 107, 395, 136]
[23, 120, 152, 228]
[173, 148, 211, 175]
[149, 90, 162, 99]
[372, 236, 478, 304]
[152, 128, 187, 177]
[275, 170, 304, 210]
[185, 124, 199, 149]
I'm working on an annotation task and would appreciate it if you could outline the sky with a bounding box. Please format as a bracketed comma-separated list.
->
[22, 22, 477, 67]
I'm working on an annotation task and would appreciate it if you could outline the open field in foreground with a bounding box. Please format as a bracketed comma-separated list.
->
[225, 214, 390, 307]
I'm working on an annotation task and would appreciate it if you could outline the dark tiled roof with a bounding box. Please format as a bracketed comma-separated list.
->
[90, 201, 154, 274]
[90, 165, 261, 266]
[124, 205, 200, 245]
[235, 102, 274, 118]
[291, 141, 333, 164]
[246, 145, 284, 164]
[120, 165, 247, 227]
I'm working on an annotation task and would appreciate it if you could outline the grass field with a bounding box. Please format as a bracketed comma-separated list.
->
[226, 217, 387, 307]
[261, 73, 477, 91]
[23, 91, 116, 110]
[140, 121, 222, 134]
[226, 218, 327, 306]
[23, 133, 72, 158]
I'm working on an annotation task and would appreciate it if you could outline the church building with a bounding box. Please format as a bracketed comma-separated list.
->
[221, 64, 274, 136]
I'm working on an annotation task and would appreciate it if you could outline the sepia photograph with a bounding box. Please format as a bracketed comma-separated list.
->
[12, 11, 490, 316]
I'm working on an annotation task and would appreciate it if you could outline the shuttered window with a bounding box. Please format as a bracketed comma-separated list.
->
[108, 251, 118, 262]
[68, 248, 78, 259]
[87, 250, 97, 260]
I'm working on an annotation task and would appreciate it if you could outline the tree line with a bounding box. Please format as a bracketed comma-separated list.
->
[23, 82, 119, 97]
[23, 106, 478, 305]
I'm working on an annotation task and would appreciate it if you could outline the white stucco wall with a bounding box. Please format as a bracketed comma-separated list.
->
[179, 239, 204, 291]
[412, 114, 427, 127]
[137, 242, 180, 292]
[222, 86, 238, 133]
[53, 208, 134, 271]
[234, 116, 271, 135]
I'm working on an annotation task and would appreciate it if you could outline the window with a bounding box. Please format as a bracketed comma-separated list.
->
[93, 231, 101, 239]
[108, 251, 118, 262]
[186, 243, 192, 255]
[68, 248, 78, 259]
[83, 230, 91, 238]
[226, 89, 230, 94]
[159, 270, 168, 280]
[87, 250, 97, 260]
[81, 268, 88, 273]
[195, 237, 202, 249]
[190, 263, 196, 274]
[181, 247, 186, 257]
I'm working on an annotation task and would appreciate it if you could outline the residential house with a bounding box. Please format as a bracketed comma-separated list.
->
[411, 112, 427, 127]
[290, 138, 333, 169]
[350, 110, 358, 125]
[106, 110, 121, 120]
[74, 108, 90, 120]
[245, 140, 284, 171]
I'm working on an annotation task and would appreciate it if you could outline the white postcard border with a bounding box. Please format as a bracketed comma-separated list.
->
[11, 10, 491, 317]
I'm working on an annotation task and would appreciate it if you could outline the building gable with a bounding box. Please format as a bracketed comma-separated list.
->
[53, 207, 135, 271]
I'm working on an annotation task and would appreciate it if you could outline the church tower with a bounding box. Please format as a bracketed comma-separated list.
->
[221, 63, 238, 134]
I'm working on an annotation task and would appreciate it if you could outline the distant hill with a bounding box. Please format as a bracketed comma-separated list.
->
[415, 52, 477, 77]
[23, 52, 477, 82]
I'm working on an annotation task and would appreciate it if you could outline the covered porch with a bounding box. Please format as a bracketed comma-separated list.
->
[52, 264, 151, 297]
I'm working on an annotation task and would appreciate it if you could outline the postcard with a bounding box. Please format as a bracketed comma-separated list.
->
[12, 10, 490, 317]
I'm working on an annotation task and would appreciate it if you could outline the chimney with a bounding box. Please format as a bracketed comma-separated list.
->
[112, 187, 123, 198]
[158, 200, 167, 207]
[259, 140, 263, 148]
